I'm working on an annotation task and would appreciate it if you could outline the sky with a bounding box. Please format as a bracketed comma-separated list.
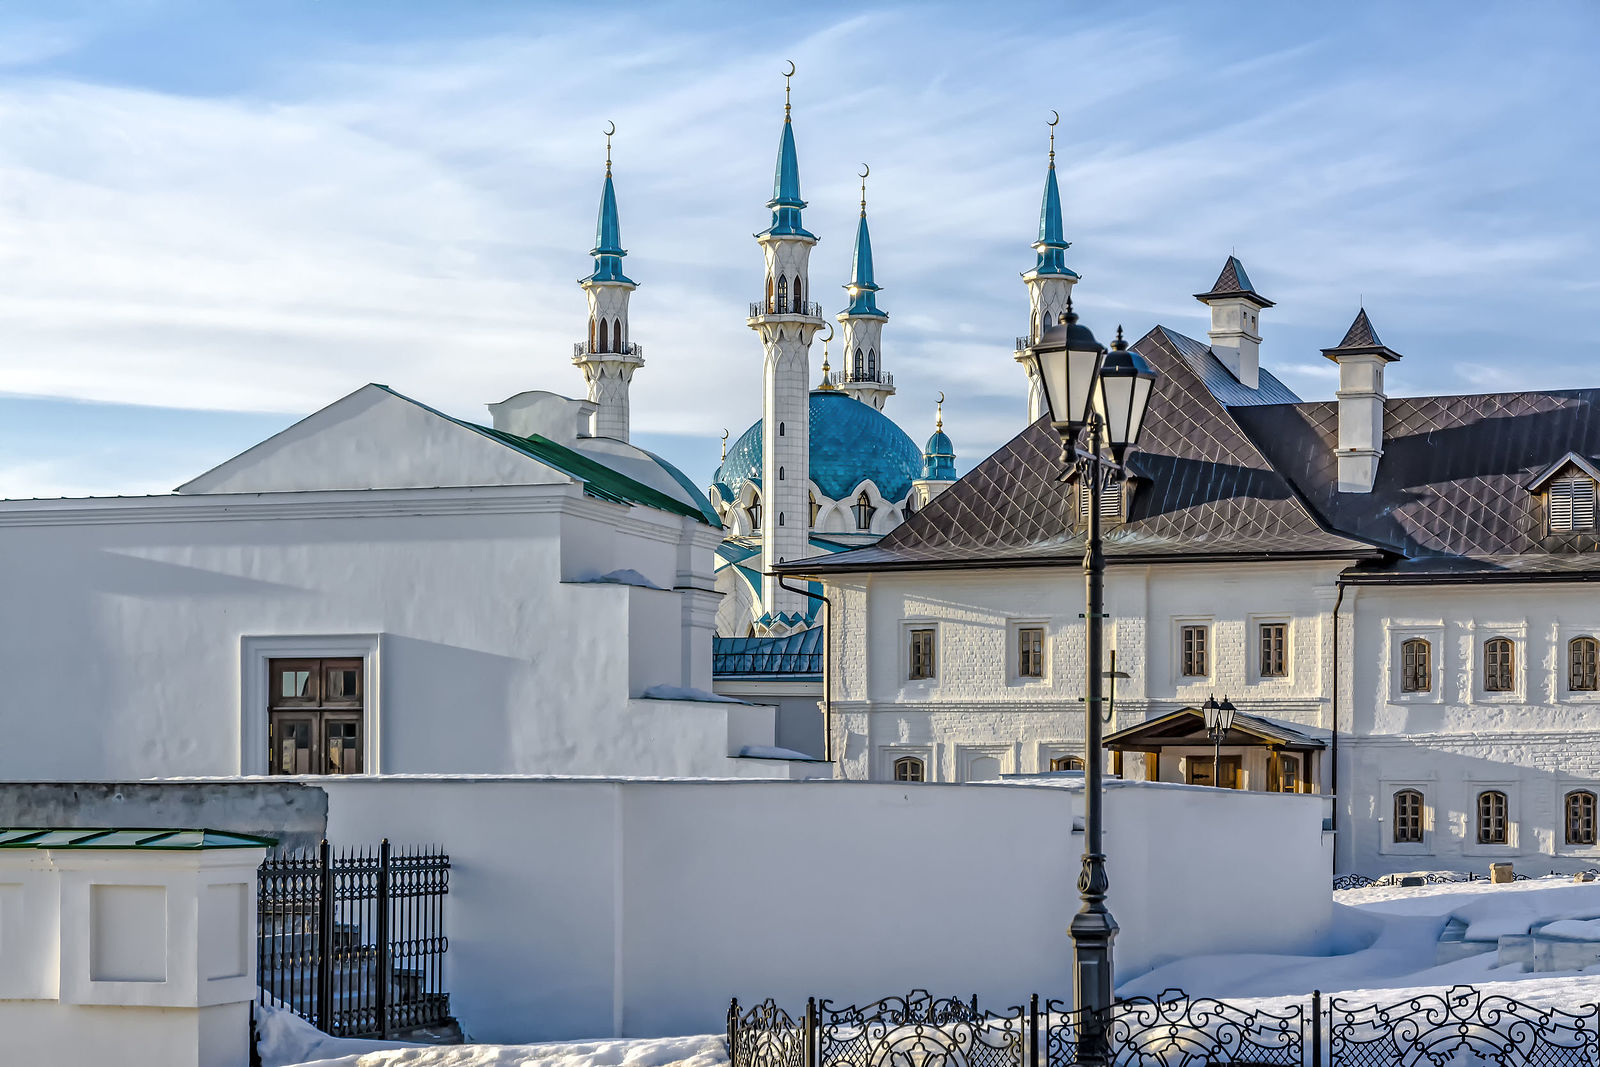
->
[0, 1, 1597, 498]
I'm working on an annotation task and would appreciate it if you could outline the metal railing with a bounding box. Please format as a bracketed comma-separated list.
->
[840, 370, 895, 389]
[749, 300, 825, 320]
[1334, 869, 1550, 891]
[1016, 335, 1033, 352]
[257, 840, 451, 1038]
[730, 985, 1600, 1067]
[574, 341, 643, 358]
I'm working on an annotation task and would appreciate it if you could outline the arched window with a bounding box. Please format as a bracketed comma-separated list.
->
[778, 466, 784, 481]
[1050, 755, 1084, 772]
[612, 318, 622, 352]
[867, 348, 877, 379]
[1401, 638, 1431, 693]
[1568, 791, 1598, 845]
[778, 512, 784, 526]
[746, 496, 761, 529]
[793, 275, 802, 311]
[1042, 311, 1053, 331]
[778, 422, 784, 437]
[1477, 790, 1508, 844]
[597, 317, 609, 352]
[854, 492, 873, 531]
[1572, 637, 1599, 692]
[1484, 638, 1515, 692]
[904, 495, 916, 516]
[588, 316, 596, 351]
[766, 274, 774, 313]
[809, 493, 819, 527]
[1393, 789, 1423, 843]
[893, 756, 925, 783]
[776, 276, 788, 314]
[852, 347, 864, 380]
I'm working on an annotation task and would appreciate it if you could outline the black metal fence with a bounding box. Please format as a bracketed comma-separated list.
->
[1333, 869, 1580, 890]
[731, 985, 1600, 1066]
[257, 839, 451, 1038]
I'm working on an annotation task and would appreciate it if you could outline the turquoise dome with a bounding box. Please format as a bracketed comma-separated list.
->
[714, 391, 924, 502]
[921, 428, 956, 480]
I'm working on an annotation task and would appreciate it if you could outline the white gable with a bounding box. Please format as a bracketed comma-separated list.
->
[178, 384, 571, 495]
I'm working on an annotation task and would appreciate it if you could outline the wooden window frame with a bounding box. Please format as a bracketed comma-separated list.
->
[1393, 789, 1424, 843]
[1484, 638, 1515, 693]
[1049, 755, 1084, 772]
[1180, 624, 1208, 678]
[908, 627, 936, 681]
[1400, 638, 1432, 693]
[267, 655, 366, 777]
[1259, 622, 1288, 678]
[892, 755, 925, 783]
[1477, 790, 1509, 845]
[1572, 637, 1600, 693]
[1017, 626, 1045, 679]
[1568, 790, 1598, 846]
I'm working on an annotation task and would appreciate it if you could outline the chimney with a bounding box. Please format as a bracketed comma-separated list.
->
[1322, 309, 1402, 494]
[1194, 256, 1273, 390]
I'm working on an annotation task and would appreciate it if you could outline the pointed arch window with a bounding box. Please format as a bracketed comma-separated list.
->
[793, 275, 802, 311]
[1042, 311, 1054, 331]
[1477, 790, 1508, 844]
[852, 347, 864, 380]
[778, 466, 784, 480]
[867, 348, 877, 379]
[1484, 638, 1515, 692]
[776, 276, 788, 314]
[612, 318, 622, 353]
[809, 493, 819, 527]
[746, 496, 761, 530]
[588, 316, 596, 352]
[1572, 637, 1599, 692]
[766, 275, 774, 313]
[854, 492, 873, 531]
[1569, 791, 1598, 845]
[893, 756, 925, 782]
[1401, 638, 1432, 693]
[1393, 789, 1424, 843]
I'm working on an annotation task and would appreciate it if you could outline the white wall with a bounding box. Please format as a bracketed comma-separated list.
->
[0, 487, 740, 781]
[315, 775, 1330, 1043]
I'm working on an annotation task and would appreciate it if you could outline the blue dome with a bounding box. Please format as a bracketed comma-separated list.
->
[921, 429, 956, 481]
[714, 391, 923, 502]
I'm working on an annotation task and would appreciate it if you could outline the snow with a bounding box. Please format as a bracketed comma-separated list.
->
[1541, 918, 1600, 941]
[640, 685, 745, 704]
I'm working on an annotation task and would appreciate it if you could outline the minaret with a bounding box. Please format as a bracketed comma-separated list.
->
[1015, 115, 1079, 423]
[572, 124, 643, 442]
[746, 66, 824, 634]
[837, 167, 893, 411]
[910, 393, 958, 509]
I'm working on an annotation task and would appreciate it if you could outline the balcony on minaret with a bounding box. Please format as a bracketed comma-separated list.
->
[574, 340, 643, 359]
[748, 298, 824, 323]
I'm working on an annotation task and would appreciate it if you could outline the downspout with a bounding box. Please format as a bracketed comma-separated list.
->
[1330, 578, 1347, 878]
[777, 574, 833, 763]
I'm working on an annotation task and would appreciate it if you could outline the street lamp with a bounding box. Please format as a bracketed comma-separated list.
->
[1202, 695, 1237, 788]
[1024, 301, 1157, 1057]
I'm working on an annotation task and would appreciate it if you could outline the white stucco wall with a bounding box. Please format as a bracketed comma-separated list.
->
[314, 775, 1330, 1043]
[0, 486, 738, 781]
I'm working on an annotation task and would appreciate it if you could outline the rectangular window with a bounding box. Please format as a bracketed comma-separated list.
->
[908, 628, 936, 681]
[1017, 627, 1044, 679]
[268, 657, 364, 775]
[1180, 625, 1208, 677]
[1401, 639, 1432, 693]
[1186, 756, 1240, 789]
[1393, 790, 1424, 843]
[1568, 792, 1597, 845]
[1274, 754, 1301, 793]
[1572, 638, 1599, 692]
[1259, 623, 1288, 678]
[1477, 791, 1508, 844]
[1484, 639, 1515, 693]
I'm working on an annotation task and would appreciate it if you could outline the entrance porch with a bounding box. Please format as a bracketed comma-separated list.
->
[1107, 707, 1325, 793]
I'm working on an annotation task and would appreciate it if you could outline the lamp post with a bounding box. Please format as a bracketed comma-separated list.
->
[1202, 694, 1237, 787]
[1024, 302, 1157, 1059]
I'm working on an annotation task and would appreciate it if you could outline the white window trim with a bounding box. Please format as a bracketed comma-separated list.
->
[901, 620, 939, 687]
[1556, 780, 1600, 856]
[1172, 616, 1215, 687]
[1036, 742, 1083, 775]
[1463, 779, 1521, 856]
[1007, 618, 1051, 687]
[881, 744, 934, 783]
[1247, 614, 1294, 685]
[954, 744, 1011, 783]
[1378, 779, 1435, 856]
[1385, 623, 1445, 705]
[1472, 623, 1527, 704]
[1555, 624, 1600, 703]
[241, 634, 384, 776]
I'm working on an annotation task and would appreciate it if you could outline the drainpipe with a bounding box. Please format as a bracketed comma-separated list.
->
[777, 574, 833, 763]
[1330, 579, 1347, 877]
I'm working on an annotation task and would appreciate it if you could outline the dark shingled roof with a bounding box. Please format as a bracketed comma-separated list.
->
[780, 327, 1375, 575]
[1232, 389, 1600, 577]
[1195, 256, 1274, 307]
[1320, 308, 1401, 362]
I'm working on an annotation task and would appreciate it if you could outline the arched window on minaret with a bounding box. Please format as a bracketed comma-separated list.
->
[612, 318, 622, 353]
[597, 318, 608, 352]
[766, 275, 774, 313]
[776, 276, 788, 314]
[1042, 311, 1053, 331]
[853, 348, 864, 380]
[588, 316, 596, 352]
[809, 493, 819, 527]
[867, 348, 877, 379]
[793, 275, 802, 311]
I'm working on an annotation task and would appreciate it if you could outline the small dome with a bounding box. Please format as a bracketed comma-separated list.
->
[921, 429, 956, 481]
[714, 391, 923, 503]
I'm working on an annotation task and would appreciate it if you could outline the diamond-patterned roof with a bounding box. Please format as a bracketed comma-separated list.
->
[782, 328, 1373, 575]
[1195, 256, 1273, 306]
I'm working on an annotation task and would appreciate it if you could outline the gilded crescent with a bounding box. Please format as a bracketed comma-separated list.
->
[859, 163, 869, 179]
[821, 322, 834, 343]
[604, 120, 615, 137]
[938, 391, 945, 405]
[783, 59, 796, 77]
[721, 428, 729, 442]
[1048, 110, 1059, 127]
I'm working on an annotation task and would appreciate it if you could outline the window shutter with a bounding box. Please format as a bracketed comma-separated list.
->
[1573, 477, 1597, 529]
[1549, 475, 1596, 532]
[1550, 479, 1575, 531]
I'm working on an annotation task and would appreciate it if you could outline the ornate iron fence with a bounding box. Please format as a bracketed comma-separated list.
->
[257, 839, 451, 1038]
[731, 985, 1600, 1067]
[1336, 870, 1542, 891]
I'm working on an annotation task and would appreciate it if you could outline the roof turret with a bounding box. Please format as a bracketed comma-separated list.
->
[1321, 308, 1402, 362]
[1195, 255, 1273, 308]
[757, 67, 815, 241]
[582, 128, 635, 286]
[921, 395, 957, 481]
[1030, 120, 1076, 279]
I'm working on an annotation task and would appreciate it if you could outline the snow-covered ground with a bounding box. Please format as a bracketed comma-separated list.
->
[266, 875, 1600, 1066]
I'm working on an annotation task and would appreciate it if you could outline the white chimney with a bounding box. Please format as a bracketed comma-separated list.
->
[1195, 256, 1272, 390]
[1322, 309, 1402, 494]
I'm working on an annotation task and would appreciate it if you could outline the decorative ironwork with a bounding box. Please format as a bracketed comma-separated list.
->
[816, 991, 1026, 1067]
[574, 341, 643, 358]
[1044, 991, 1301, 1066]
[1333, 874, 1376, 891]
[750, 300, 826, 320]
[1334, 871, 1480, 890]
[729, 998, 808, 1067]
[257, 840, 451, 1039]
[1328, 985, 1600, 1067]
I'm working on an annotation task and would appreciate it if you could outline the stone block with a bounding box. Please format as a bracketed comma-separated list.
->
[1490, 862, 1515, 884]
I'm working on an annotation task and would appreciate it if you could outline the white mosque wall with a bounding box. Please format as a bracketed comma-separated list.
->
[823, 561, 1344, 782]
[0, 485, 741, 781]
[1340, 581, 1600, 876]
[315, 774, 1331, 1042]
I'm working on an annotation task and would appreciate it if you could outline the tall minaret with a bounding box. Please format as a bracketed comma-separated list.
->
[1014, 114, 1079, 423]
[572, 124, 643, 442]
[837, 167, 893, 412]
[747, 66, 824, 634]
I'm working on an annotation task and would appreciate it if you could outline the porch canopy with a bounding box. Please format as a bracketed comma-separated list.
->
[1104, 707, 1326, 755]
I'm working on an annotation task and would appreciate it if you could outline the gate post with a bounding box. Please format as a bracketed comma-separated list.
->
[317, 839, 335, 1033]
[1029, 993, 1039, 1067]
[805, 997, 818, 1067]
[377, 839, 392, 1038]
[1312, 989, 1322, 1067]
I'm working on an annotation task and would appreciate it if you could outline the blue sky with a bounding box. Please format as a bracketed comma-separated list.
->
[0, 1, 1597, 497]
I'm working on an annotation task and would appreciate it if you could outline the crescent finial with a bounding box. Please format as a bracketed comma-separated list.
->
[859, 163, 870, 179]
[821, 321, 834, 344]
[604, 120, 616, 137]
[1048, 110, 1059, 127]
[783, 59, 796, 78]
[721, 428, 729, 441]
[938, 391, 945, 405]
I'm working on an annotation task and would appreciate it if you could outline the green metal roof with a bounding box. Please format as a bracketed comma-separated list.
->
[0, 828, 277, 850]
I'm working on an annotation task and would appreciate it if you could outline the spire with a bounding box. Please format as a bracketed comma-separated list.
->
[1031, 114, 1076, 279]
[920, 392, 957, 482]
[758, 63, 814, 240]
[818, 330, 838, 390]
[1195, 255, 1272, 307]
[582, 122, 634, 286]
[843, 165, 884, 317]
[1321, 307, 1402, 362]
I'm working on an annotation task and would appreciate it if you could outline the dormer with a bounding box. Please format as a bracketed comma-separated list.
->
[1527, 453, 1600, 534]
[1077, 469, 1124, 526]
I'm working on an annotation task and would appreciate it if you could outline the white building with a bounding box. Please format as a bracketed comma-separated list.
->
[782, 161, 1600, 876]
[0, 143, 805, 783]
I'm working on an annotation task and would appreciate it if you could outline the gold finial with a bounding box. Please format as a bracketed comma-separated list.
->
[720, 428, 729, 462]
[858, 163, 869, 217]
[1047, 110, 1059, 168]
[783, 60, 795, 118]
[819, 322, 837, 389]
[604, 120, 615, 175]
[936, 391, 945, 431]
